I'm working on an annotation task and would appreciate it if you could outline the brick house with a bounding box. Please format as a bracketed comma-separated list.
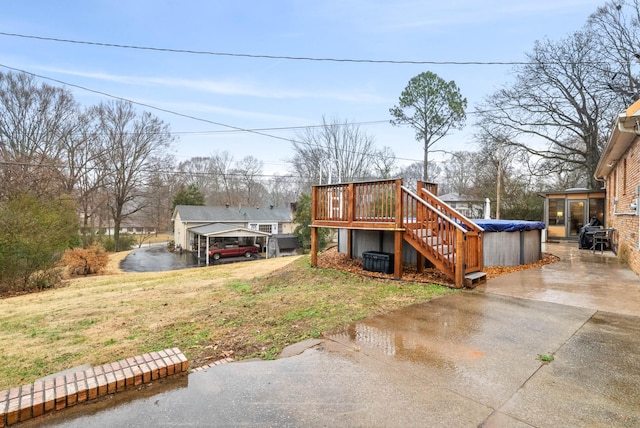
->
[595, 99, 640, 274]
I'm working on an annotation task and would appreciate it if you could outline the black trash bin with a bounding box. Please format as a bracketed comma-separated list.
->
[362, 251, 394, 274]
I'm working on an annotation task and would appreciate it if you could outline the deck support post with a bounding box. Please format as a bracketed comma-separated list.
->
[311, 185, 318, 267]
[455, 231, 465, 287]
[311, 227, 318, 267]
[416, 253, 424, 273]
[394, 230, 403, 279]
[394, 179, 403, 279]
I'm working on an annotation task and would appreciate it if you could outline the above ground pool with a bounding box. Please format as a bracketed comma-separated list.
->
[472, 219, 545, 267]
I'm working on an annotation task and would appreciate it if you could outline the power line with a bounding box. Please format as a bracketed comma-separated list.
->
[0, 63, 300, 145]
[0, 31, 535, 65]
[0, 64, 503, 165]
[0, 159, 300, 180]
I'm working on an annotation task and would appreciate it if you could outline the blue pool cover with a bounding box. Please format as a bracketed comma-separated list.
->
[472, 219, 546, 232]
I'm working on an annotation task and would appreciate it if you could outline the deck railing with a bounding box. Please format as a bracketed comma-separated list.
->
[312, 179, 401, 229]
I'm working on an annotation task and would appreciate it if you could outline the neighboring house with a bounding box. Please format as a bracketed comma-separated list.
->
[438, 192, 485, 219]
[538, 189, 605, 241]
[171, 204, 295, 252]
[595, 99, 640, 274]
[91, 212, 158, 236]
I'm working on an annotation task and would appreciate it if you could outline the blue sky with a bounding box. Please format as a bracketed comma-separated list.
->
[0, 1, 606, 175]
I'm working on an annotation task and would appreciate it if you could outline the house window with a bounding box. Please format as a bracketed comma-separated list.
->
[548, 198, 565, 225]
[589, 198, 604, 224]
[259, 224, 273, 233]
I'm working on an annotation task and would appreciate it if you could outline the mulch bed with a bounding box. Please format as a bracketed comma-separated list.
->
[317, 246, 560, 287]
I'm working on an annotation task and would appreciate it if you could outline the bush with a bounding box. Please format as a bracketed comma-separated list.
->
[0, 193, 79, 293]
[100, 234, 137, 252]
[62, 244, 109, 276]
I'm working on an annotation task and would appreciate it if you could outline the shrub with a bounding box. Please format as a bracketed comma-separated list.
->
[62, 244, 109, 276]
[0, 193, 79, 293]
[100, 234, 137, 252]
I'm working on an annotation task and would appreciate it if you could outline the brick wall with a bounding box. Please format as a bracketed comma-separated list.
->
[606, 142, 640, 275]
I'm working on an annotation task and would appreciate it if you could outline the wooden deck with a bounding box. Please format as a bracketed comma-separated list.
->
[311, 179, 484, 288]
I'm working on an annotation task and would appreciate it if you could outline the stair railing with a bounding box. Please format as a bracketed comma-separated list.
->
[416, 183, 484, 274]
[401, 186, 467, 285]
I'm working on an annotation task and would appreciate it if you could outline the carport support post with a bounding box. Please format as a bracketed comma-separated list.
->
[206, 236, 210, 265]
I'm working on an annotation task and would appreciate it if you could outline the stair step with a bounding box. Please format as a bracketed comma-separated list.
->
[426, 236, 442, 246]
[464, 271, 486, 289]
[432, 244, 453, 255]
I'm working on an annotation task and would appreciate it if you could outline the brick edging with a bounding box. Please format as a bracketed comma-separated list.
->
[0, 347, 188, 427]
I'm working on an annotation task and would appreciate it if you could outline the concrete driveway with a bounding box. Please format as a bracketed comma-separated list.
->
[26, 243, 640, 427]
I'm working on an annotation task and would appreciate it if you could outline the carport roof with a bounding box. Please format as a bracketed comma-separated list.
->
[188, 223, 271, 238]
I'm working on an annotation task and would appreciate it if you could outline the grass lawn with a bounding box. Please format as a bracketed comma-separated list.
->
[0, 254, 455, 390]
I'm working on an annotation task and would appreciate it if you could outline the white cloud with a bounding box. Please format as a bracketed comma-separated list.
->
[33, 65, 383, 103]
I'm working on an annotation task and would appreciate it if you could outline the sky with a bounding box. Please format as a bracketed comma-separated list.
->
[0, 0, 607, 176]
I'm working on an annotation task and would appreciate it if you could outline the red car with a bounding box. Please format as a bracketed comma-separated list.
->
[208, 245, 258, 260]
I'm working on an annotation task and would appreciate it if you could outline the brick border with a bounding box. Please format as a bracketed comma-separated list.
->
[189, 356, 234, 373]
[0, 348, 188, 427]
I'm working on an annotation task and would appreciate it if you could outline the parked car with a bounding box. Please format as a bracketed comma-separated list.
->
[208, 245, 258, 260]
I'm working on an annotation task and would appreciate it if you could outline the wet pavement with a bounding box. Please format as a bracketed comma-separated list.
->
[119, 246, 204, 272]
[120, 246, 259, 272]
[25, 242, 640, 427]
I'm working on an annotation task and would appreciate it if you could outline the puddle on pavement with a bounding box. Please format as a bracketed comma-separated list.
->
[119, 246, 205, 272]
[325, 299, 486, 369]
[120, 246, 260, 272]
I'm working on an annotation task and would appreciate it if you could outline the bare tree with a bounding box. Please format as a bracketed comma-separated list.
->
[266, 173, 298, 208]
[441, 151, 477, 196]
[588, 0, 640, 105]
[397, 161, 442, 193]
[476, 30, 618, 189]
[372, 146, 397, 179]
[291, 116, 378, 188]
[92, 100, 174, 251]
[0, 72, 77, 199]
[233, 156, 265, 206]
[176, 156, 218, 202]
[211, 151, 236, 205]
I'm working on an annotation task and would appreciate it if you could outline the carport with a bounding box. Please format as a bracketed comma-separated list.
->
[188, 223, 271, 265]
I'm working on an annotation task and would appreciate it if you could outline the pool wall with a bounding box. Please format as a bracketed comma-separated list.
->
[482, 229, 542, 266]
[473, 219, 545, 267]
[338, 218, 545, 269]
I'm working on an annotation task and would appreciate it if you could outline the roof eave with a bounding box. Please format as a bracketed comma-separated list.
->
[595, 112, 639, 180]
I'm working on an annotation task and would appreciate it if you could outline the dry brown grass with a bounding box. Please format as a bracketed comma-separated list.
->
[0, 256, 301, 389]
[0, 252, 454, 390]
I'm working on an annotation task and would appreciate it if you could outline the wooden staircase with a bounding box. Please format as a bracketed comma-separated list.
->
[310, 179, 486, 288]
[401, 182, 485, 288]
